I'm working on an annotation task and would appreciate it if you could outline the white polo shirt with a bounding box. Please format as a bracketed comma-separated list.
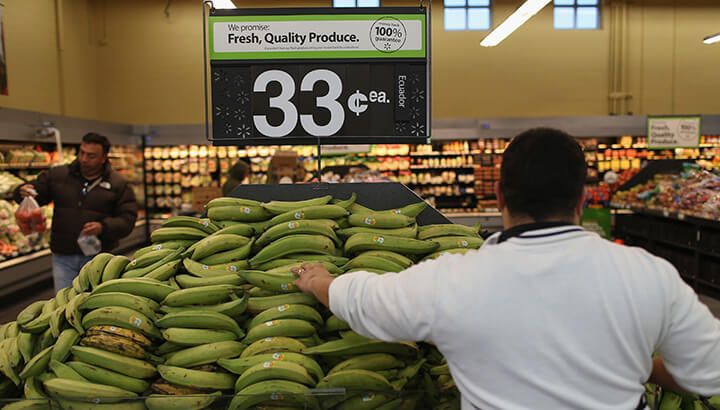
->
[329, 225, 720, 409]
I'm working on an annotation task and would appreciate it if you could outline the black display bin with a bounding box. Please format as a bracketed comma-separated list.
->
[614, 209, 720, 298]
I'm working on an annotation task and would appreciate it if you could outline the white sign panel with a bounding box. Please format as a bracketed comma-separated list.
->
[648, 117, 701, 149]
[212, 18, 423, 57]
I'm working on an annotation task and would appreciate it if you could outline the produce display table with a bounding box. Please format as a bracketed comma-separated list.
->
[613, 208, 720, 298]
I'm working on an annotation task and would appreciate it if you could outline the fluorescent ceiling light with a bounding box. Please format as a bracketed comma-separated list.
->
[480, 0, 552, 47]
[704, 32, 720, 45]
[212, 0, 236, 9]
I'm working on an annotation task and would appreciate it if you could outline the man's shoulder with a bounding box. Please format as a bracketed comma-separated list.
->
[46, 164, 72, 178]
[105, 169, 130, 188]
[591, 235, 678, 278]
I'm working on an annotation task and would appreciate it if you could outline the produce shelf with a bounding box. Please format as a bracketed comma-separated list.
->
[699, 250, 720, 260]
[406, 181, 475, 187]
[409, 166, 475, 170]
[614, 209, 720, 298]
[0, 164, 51, 170]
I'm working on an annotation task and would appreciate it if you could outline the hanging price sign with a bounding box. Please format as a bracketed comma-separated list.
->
[205, 7, 430, 146]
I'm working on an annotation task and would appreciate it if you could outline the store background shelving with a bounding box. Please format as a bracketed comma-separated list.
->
[610, 159, 720, 297]
[141, 135, 720, 217]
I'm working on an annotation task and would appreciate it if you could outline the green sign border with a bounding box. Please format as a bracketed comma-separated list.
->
[581, 207, 612, 239]
[647, 115, 702, 150]
[209, 14, 427, 60]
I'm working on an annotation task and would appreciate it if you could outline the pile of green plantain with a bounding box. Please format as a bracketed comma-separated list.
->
[0, 192, 489, 410]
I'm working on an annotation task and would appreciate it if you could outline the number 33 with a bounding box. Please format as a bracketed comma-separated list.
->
[253, 69, 345, 138]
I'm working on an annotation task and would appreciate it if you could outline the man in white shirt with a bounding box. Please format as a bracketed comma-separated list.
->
[292, 128, 720, 409]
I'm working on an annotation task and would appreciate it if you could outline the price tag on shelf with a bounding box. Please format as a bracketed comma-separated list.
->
[206, 7, 430, 146]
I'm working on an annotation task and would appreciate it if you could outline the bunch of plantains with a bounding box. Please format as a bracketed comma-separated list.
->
[0, 193, 493, 410]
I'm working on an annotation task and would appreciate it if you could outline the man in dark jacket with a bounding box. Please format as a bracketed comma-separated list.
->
[15, 133, 138, 291]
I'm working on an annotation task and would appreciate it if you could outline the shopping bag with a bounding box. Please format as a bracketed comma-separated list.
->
[15, 196, 46, 235]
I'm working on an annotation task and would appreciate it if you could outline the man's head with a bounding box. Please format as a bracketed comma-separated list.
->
[79, 133, 110, 178]
[497, 128, 587, 225]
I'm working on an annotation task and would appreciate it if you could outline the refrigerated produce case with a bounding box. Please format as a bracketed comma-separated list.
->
[612, 162, 720, 297]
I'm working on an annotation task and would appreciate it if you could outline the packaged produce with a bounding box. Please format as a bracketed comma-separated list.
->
[0, 200, 51, 261]
[613, 164, 720, 220]
[15, 196, 46, 235]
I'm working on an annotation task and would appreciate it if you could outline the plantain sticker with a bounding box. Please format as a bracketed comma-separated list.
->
[287, 221, 300, 229]
[278, 304, 290, 312]
[265, 320, 278, 327]
[263, 361, 276, 369]
[202, 265, 209, 270]
[364, 217, 376, 226]
[152, 245, 163, 250]
[362, 393, 376, 402]
[270, 393, 284, 401]
[227, 265, 238, 272]
[242, 207, 251, 214]
[373, 236, 385, 245]
[129, 316, 143, 328]
[281, 283, 293, 291]
[294, 211, 305, 220]
[392, 209, 402, 214]
[272, 352, 285, 360]
[458, 240, 469, 248]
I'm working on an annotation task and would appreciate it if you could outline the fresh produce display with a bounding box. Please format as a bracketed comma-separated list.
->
[0, 192, 704, 409]
[0, 172, 24, 198]
[0, 193, 488, 409]
[612, 164, 720, 220]
[0, 200, 51, 262]
[0, 148, 50, 167]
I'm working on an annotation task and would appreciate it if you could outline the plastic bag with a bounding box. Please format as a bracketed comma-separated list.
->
[15, 196, 46, 235]
[77, 234, 101, 256]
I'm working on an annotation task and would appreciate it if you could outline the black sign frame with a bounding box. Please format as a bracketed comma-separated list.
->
[202, 4, 431, 147]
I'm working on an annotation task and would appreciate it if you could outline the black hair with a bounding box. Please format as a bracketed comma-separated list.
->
[499, 128, 587, 221]
[81, 133, 111, 155]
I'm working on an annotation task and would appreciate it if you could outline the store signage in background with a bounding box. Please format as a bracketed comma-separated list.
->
[647, 116, 701, 149]
[205, 7, 430, 146]
[581, 207, 612, 239]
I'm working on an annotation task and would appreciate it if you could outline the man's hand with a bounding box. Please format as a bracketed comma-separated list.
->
[648, 356, 688, 394]
[292, 263, 335, 307]
[19, 185, 37, 198]
[81, 222, 103, 237]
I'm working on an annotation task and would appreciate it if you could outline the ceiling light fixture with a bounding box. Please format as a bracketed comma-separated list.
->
[212, 0, 236, 9]
[480, 0, 552, 47]
[704, 32, 720, 45]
